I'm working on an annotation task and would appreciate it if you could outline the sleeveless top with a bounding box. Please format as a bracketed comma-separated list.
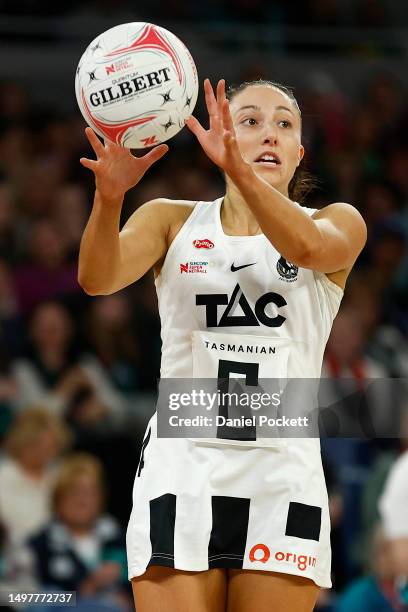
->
[153, 196, 343, 447]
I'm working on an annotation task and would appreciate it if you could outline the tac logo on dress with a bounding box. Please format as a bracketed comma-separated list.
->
[276, 256, 298, 282]
[193, 239, 214, 249]
[196, 283, 287, 328]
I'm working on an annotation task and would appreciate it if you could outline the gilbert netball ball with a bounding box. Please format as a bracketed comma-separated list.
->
[75, 22, 198, 148]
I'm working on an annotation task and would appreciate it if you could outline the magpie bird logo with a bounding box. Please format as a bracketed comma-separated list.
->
[231, 262, 257, 272]
[276, 256, 298, 281]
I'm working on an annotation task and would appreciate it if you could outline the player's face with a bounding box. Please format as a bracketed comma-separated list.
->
[230, 86, 304, 196]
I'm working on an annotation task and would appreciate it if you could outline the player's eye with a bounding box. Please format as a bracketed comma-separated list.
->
[278, 120, 292, 128]
[242, 117, 258, 126]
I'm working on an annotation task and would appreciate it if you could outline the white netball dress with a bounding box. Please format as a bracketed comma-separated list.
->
[126, 197, 343, 588]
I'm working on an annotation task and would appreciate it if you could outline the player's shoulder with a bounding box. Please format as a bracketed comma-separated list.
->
[124, 198, 204, 239]
[311, 202, 367, 242]
[138, 197, 200, 227]
[140, 197, 197, 209]
[310, 201, 365, 222]
[138, 197, 196, 216]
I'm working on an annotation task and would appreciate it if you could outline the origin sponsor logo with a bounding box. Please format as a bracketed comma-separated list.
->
[180, 261, 209, 274]
[274, 550, 316, 571]
[192, 239, 214, 249]
[249, 544, 270, 563]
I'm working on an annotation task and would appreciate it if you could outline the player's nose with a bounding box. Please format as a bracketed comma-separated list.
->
[261, 123, 278, 145]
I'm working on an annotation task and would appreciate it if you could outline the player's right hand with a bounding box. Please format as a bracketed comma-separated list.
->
[80, 127, 169, 203]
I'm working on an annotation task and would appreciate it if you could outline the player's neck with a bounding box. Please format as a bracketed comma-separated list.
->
[222, 179, 265, 236]
[222, 184, 260, 235]
[223, 180, 289, 236]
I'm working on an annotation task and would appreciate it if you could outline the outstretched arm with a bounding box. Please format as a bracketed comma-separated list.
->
[78, 128, 169, 295]
[186, 79, 367, 272]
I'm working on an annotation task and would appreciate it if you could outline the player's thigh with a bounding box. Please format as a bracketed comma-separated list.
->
[131, 565, 228, 612]
[227, 569, 320, 612]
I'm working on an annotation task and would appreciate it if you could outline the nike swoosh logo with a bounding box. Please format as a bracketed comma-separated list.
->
[230, 262, 257, 272]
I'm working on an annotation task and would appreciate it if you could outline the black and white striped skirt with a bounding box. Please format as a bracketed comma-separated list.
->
[126, 412, 332, 588]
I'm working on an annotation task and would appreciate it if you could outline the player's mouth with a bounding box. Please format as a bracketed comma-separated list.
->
[254, 152, 281, 167]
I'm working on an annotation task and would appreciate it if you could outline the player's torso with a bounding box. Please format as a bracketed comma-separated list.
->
[154, 198, 343, 379]
[154, 199, 349, 291]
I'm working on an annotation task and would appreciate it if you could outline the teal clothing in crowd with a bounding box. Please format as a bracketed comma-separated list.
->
[335, 575, 399, 612]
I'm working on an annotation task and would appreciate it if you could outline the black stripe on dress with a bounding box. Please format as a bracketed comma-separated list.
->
[136, 426, 151, 478]
[208, 495, 251, 569]
[285, 501, 322, 541]
[148, 493, 176, 568]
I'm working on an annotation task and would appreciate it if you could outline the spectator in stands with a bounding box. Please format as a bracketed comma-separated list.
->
[357, 406, 408, 572]
[14, 220, 79, 315]
[0, 408, 71, 543]
[12, 300, 125, 426]
[335, 524, 404, 611]
[320, 305, 394, 581]
[21, 454, 131, 610]
[52, 183, 88, 260]
[85, 295, 142, 394]
[378, 449, 408, 581]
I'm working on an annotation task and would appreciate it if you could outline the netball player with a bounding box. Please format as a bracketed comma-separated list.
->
[78, 78, 367, 612]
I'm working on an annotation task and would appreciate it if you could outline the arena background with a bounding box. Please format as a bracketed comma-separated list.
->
[0, 1, 408, 610]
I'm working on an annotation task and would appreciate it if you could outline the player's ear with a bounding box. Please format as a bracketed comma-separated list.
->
[297, 145, 305, 166]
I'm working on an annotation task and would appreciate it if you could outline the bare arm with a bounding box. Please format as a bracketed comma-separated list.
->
[186, 79, 367, 273]
[230, 168, 367, 272]
[77, 127, 169, 295]
[78, 194, 172, 295]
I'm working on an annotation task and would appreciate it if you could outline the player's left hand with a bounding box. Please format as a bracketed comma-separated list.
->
[185, 79, 249, 180]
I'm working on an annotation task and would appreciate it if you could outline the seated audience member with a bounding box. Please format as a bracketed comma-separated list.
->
[0, 407, 71, 543]
[378, 449, 408, 605]
[12, 301, 124, 425]
[335, 524, 405, 611]
[20, 454, 131, 610]
[84, 295, 143, 394]
[13, 219, 79, 316]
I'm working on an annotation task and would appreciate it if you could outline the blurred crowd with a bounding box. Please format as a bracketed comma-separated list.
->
[0, 26, 408, 610]
[3, 0, 408, 61]
[2, 0, 408, 29]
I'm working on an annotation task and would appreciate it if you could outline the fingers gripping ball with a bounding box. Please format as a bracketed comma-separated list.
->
[75, 22, 198, 148]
